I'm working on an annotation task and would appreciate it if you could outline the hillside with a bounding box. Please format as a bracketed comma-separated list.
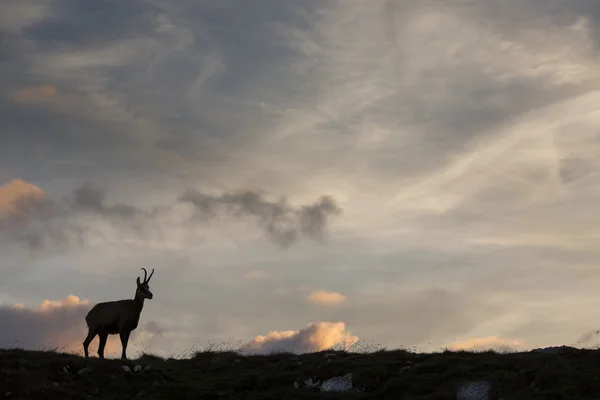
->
[0, 346, 599, 399]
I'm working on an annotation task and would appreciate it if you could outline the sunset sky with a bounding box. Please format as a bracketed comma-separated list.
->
[3, 0, 600, 358]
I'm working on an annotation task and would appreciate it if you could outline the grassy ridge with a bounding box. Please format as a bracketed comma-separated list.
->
[1, 346, 600, 399]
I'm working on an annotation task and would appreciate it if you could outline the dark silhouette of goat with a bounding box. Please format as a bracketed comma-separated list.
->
[83, 268, 155, 359]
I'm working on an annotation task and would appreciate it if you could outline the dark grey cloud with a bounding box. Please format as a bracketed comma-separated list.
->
[143, 320, 166, 336]
[22, 1, 158, 48]
[69, 183, 169, 236]
[179, 189, 341, 248]
[0, 181, 342, 252]
[136, 320, 166, 350]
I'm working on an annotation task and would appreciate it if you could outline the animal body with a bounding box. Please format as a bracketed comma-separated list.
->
[83, 268, 155, 359]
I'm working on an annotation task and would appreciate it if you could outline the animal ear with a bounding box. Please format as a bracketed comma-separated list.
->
[136, 277, 141, 285]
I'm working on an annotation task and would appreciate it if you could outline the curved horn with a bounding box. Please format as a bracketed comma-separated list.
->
[140, 268, 148, 283]
[147, 268, 155, 283]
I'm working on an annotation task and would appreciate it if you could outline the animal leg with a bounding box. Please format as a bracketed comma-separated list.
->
[97, 332, 108, 359]
[83, 327, 98, 358]
[119, 331, 131, 360]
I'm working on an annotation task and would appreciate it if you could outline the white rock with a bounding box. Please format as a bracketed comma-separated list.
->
[321, 373, 353, 392]
[121, 365, 131, 372]
[134, 365, 142, 372]
[457, 380, 491, 400]
[304, 378, 319, 388]
[294, 381, 299, 388]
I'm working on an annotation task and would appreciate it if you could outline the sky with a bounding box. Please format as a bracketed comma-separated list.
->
[3, 0, 600, 358]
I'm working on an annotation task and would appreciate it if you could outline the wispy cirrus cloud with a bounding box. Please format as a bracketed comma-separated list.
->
[0, 0, 54, 33]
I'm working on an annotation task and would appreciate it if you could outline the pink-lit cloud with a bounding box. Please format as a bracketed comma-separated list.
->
[244, 270, 268, 279]
[0, 295, 166, 357]
[304, 290, 347, 306]
[0, 179, 47, 215]
[11, 84, 58, 104]
[448, 336, 526, 352]
[240, 321, 358, 354]
[0, 295, 90, 352]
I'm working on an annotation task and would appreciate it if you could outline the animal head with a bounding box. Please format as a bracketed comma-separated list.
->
[136, 268, 154, 299]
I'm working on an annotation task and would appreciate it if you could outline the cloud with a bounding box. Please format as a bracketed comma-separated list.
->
[179, 189, 341, 248]
[10, 84, 58, 105]
[244, 270, 268, 279]
[72, 183, 144, 217]
[0, 179, 47, 215]
[0, 179, 83, 253]
[5, 0, 600, 356]
[448, 336, 526, 353]
[305, 290, 347, 306]
[258, 0, 600, 203]
[0, 1, 53, 33]
[143, 320, 166, 336]
[0, 179, 342, 253]
[134, 321, 166, 351]
[0, 295, 168, 357]
[240, 321, 358, 355]
[0, 295, 89, 351]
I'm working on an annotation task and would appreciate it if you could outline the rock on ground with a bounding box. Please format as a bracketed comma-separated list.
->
[457, 380, 491, 400]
